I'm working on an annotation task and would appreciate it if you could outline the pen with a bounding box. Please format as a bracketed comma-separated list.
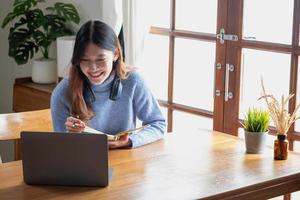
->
[72, 115, 80, 128]
[114, 124, 151, 139]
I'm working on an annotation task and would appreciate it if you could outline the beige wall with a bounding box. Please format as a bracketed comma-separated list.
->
[0, 0, 105, 162]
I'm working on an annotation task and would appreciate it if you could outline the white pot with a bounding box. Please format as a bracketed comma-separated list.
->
[244, 130, 268, 154]
[32, 58, 57, 84]
[57, 36, 75, 78]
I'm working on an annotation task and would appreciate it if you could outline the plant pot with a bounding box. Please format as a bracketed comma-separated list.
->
[57, 36, 75, 78]
[244, 130, 267, 154]
[32, 58, 57, 84]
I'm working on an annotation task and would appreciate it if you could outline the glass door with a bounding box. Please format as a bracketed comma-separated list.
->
[142, 0, 223, 133]
[141, 0, 300, 144]
[221, 0, 299, 141]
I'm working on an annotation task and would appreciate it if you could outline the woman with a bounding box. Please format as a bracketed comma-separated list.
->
[51, 20, 166, 149]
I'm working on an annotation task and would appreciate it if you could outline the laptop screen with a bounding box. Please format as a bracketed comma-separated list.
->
[21, 132, 109, 187]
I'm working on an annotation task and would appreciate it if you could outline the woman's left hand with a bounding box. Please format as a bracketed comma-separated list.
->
[108, 133, 132, 149]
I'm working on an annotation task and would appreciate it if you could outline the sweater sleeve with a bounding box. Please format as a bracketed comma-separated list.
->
[129, 73, 166, 148]
[50, 80, 71, 132]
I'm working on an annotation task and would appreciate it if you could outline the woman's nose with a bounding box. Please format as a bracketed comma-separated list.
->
[90, 62, 98, 71]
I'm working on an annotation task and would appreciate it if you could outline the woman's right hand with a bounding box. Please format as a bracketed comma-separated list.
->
[65, 116, 86, 133]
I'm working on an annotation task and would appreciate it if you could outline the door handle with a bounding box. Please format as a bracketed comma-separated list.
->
[214, 62, 222, 97]
[225, 63, 234, 101]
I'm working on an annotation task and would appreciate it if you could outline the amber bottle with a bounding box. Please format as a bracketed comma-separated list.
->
[274, 134, 288, 160]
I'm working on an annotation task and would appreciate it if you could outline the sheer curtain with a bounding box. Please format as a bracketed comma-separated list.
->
[122, 0, 151, 67]
[100, 0, 150, 67]
[99, 0, 123, 35]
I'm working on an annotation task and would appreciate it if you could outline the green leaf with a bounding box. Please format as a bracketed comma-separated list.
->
[26, 9, 43, 29]
[47, 26, 74, 41]
[54, 3, 80, 24]
[13, 0, 28, 5]
[13, 0, 38, 13]
[2, 12, 17, 28]
[42, 14, 66, 33]
[244, 108, 270, 132]
[32, 30, 48, 47]
[7, 27, 37, 64]
[42, 14, 72, 49]
[9, 17, 28, 32]
[3, 0, 80, 64]
[1, 0, 40, 30]
[10, 40, 38, 65]
[8, 28, 31, 45]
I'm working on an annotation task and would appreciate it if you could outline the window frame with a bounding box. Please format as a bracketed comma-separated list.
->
[147, 0, 300, 150]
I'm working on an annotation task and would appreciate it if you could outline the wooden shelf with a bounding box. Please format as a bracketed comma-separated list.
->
[13, 78, 56, 112]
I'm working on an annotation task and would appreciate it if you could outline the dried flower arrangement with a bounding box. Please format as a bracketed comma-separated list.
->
[258, 79, 300, 135]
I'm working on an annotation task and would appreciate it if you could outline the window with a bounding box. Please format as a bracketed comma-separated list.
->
[141, 0, 300, 150]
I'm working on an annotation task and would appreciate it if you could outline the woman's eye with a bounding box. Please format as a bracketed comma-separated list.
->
[95, 59, 106, 64]
[80, 60, 90, 67]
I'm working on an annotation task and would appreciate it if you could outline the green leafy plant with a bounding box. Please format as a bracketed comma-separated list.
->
[1, 0, 80, 65]
[243, 108, 270, 132]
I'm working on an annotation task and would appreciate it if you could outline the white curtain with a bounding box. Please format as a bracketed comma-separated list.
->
[99, 0, 123, 35]
[122, 0, 150, 67]
[100, 0, 150, 67]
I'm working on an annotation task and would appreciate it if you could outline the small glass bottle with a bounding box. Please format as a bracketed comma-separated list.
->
[274, 134, 288, 160]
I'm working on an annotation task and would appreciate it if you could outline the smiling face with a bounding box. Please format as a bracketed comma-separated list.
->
[79, 43, 117, 85]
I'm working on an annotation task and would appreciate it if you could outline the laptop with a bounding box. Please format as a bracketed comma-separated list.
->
[21, 131, 109, 187]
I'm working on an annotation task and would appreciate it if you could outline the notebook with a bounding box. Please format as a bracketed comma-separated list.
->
[21, 131, 109, 187]
[84, 124, 151, 141]
[83, 126, 116, 140]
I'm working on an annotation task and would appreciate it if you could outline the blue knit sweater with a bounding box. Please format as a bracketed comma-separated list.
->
[50, 71, 166, 148]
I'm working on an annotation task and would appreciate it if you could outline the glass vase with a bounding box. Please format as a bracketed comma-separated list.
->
[274, 134, 288, 160]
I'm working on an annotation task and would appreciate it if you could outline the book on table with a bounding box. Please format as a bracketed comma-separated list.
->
[84, 124, 150, 141]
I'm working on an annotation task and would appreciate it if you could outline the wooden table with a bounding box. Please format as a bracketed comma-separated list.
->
[1, 130, 300, 199]
[0, 109, 52, 160]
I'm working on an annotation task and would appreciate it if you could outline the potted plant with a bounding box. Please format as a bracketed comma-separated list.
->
[1, 0, 80, 83]
[242, 108, 270, 154]
[259, 79, 300, 160]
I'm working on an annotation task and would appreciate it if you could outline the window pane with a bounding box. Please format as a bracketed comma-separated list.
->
[239, 49, 291, 126]
[148, 0, 170, 28]
[243, 0, 293, 44]
[294, 58, 300, 131]
[175, 0, 217, 33]
[140, 34, 169, 101]
[161, 107, 168, 120]
[173, 38, 215, 111]
[173, 111, 213, 133]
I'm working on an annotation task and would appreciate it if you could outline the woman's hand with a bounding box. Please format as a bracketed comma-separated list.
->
[65, 116, 86, 133]
[108, 133, 132, 149]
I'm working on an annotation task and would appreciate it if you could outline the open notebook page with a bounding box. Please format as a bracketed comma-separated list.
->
[84, 126, 116, 140]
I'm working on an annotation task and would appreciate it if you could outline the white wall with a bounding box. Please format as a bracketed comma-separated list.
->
[0, 0, 105, 162]
[0, 0, 15, 113]
[0, 0, 15, 159]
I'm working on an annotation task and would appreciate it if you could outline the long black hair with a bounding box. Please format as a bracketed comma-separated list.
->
[69, 20, 128, 121]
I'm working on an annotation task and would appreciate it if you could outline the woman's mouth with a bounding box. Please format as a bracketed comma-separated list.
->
[89, 71, 104, 79]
